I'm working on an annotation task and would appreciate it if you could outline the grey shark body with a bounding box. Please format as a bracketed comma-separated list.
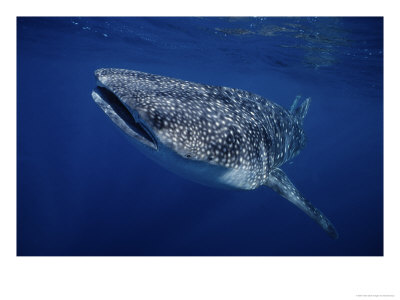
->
[92, 68, 338, 239]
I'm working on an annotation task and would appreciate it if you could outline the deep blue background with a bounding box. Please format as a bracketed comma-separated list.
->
[17, 17, 383, 256]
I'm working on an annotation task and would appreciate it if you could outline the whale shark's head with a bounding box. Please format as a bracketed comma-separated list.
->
[91, 68, 246, 168]
[92, 68, 259, 190]
[92, 68, 165, 150]
[92, 68, 248, 186]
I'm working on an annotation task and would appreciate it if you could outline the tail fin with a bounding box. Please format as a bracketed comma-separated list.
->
[290, 96, 311, 124]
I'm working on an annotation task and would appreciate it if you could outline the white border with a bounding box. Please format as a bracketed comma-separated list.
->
[2, 1, 399, 299]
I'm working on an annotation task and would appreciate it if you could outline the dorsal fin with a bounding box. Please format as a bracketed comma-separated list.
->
[290, 96, 311, 124]
[290, 95, 301, 113]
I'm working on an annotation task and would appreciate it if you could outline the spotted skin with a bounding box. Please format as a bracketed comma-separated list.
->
[92, 68, 338, 239]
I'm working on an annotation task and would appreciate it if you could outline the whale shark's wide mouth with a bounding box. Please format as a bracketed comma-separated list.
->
[92, 86, 158, 150]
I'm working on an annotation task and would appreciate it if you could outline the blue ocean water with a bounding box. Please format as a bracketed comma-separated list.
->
[17, 17, 383, 256]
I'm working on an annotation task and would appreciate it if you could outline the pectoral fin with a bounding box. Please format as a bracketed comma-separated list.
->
[264, 168, 338, 239]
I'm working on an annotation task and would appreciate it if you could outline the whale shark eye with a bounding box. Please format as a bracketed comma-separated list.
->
[186, 154, 191, 158]
[152, 111, 164, 130]
[226, 133, 234, 144]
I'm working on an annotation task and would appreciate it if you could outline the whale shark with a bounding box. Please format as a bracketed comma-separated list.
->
[91, 68, 338, 239]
